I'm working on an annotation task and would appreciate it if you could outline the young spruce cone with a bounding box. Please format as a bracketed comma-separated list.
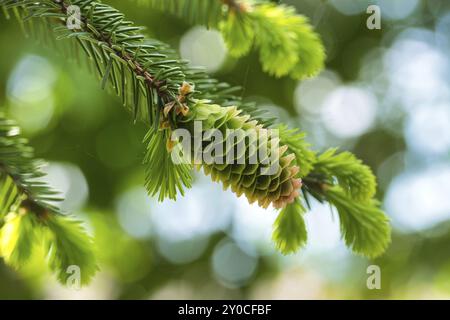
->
[178, 101, 302, 209]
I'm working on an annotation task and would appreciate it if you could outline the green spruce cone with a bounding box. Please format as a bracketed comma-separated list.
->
[175, 101, 302, 209]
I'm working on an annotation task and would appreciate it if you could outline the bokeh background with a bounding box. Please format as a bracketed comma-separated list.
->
[1, 0, 450, 299]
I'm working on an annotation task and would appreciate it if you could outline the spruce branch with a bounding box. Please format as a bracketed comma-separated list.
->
[140, 0, 326, 79]
[0, 0, 391, 258]
[272, 199, 307, 255]
[143, 126, 193, 201]
[0, 114, 97, 285]
[314, 149, 377, 202]
[325, 187, 391, 258]
[0, 0, 283, 201]
[299, 150, 391, 258]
